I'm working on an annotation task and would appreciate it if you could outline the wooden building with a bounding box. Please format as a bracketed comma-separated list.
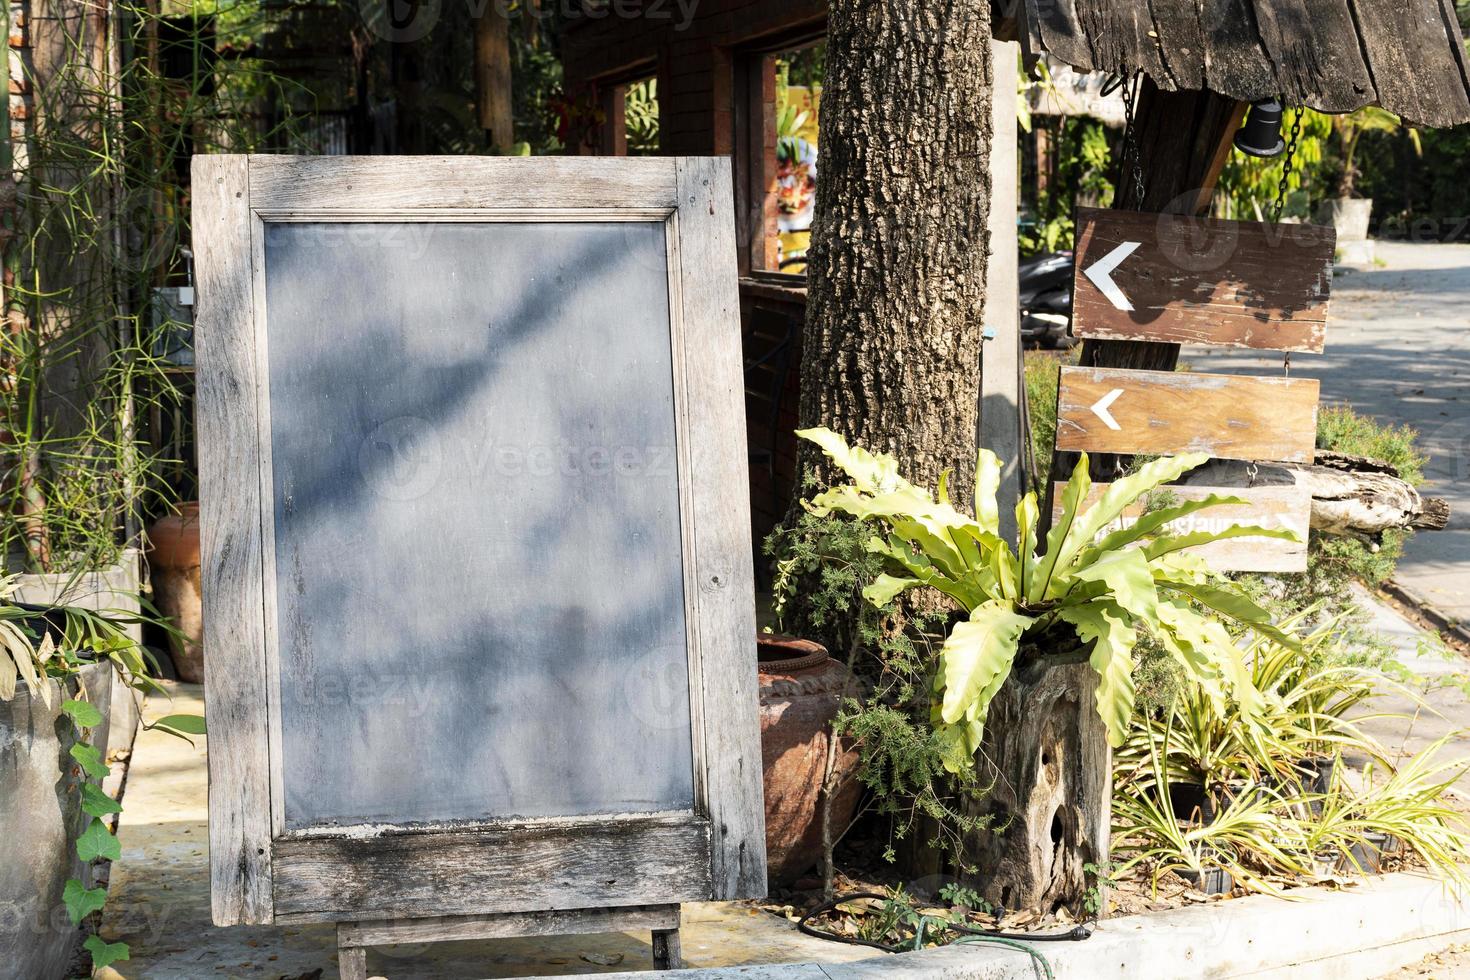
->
[564, 0, 827, 545]
[562, 0, 1470, 547]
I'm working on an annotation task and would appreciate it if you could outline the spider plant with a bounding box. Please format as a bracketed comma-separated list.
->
[1113, 730, 1311, 895]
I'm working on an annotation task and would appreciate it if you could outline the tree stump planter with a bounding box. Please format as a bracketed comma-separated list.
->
[964, 656, 1110, 917]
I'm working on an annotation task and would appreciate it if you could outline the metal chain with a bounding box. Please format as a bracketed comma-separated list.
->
[1116, 70, 1148, 206]
[1271, 105, 1303, 222]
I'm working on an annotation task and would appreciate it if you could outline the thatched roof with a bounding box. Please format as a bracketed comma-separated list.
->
[1016, 0, 1470, 127]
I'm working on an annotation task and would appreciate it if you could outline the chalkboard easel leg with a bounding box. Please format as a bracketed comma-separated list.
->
[651, 925, 682, 970]
[337, 924, 369, 980]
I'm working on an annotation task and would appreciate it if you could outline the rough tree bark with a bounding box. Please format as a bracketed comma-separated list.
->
[966, 655, 1110, 916]
[792, 0, 993, 506]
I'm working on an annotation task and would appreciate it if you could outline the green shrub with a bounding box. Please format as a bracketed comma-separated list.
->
[1022, 350, 1072, 488]
[1316, 404, 1425, 485]
[764, 499, 989, 870]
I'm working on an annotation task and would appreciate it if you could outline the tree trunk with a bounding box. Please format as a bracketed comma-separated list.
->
[792, 0, 992, 506]
[965, 657, 1110, 916]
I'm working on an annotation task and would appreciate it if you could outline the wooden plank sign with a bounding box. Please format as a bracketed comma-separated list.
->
[1071, 207, 1335, 352]
[1055, 366, 1319, 464]
[1050, 483, 1311, 573]
[192, 155, 766, 931]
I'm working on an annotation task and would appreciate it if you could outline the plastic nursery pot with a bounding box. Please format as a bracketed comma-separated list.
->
[1167, 781, 1215, 825]
[1337, 831, 1393, 875]
[1294, 755, 1338, 817]
[1176, 865, 1235, 895]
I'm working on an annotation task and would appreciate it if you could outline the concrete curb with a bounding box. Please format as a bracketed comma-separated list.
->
[1381, 578, 1470, 648]
[537, 873, 1470, 980]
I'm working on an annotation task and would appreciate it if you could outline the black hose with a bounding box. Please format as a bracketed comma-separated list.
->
[795, 891, 1093, 952]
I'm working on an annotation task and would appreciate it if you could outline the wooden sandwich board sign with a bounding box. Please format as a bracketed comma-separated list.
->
[1054, 366, 1320, 464]
[192, 155, 765, 974]
[1071, 207, 1335, 352]
[1049, 483, 1311, 573]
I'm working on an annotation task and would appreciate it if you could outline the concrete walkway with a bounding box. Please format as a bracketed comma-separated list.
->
[100, 685, 873, 979]
[1186, 240, 1470, 624]
[1349, 586, 1470, 778]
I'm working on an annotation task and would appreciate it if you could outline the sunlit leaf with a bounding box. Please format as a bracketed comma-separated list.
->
[76, 818, 121, 863]
[63, 879, 107, 925]
[81, 783, 122, 818]
[61, 698, 103, 729]
[70, 742, 110, 780]
[84, 934, 129, 970]
[1058, 600, 1137, 747]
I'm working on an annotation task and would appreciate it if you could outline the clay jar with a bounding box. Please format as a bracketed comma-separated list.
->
[146, 502, 203, 682]
[757, 633, 862, 885]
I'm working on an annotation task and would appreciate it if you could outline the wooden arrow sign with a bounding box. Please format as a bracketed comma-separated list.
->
[1050, 483, 1311, 573]
[1055, 367, 1319, 463]
[1071, 207, 1335, 353]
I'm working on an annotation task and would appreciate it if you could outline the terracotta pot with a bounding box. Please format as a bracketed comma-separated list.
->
[147, 502, 204, 682]
[757, 633, 862, 885]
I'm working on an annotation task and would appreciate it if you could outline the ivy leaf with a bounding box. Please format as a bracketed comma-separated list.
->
[62, 879, 107, 925]
[61, 698, 103, 729]
[83, 934, 130, 970]
[81, 782, 122, 818]
[76, 819, 121, 863]
[70, 742, 110, 780]
[148, 713, 207, 737]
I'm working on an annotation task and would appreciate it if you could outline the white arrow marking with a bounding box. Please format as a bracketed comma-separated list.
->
[1090, 388, 1123, 431]
[1083, 240, 1141, 311]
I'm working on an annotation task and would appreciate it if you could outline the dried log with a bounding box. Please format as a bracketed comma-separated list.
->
[963, 655, 1110, 918]
[1179, 453, 1449, 542]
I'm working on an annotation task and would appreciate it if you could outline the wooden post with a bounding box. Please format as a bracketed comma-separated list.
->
[599, 83, 628, 156]
[337, 925, 368, 980]
[980, 39, 1023, 535]
[652, 926, 683, 969]
[475, 0, 514, 151]
[978, 80, 1248, 918]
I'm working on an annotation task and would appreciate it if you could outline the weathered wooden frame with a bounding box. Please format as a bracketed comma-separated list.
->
[193, 155, 765, 929]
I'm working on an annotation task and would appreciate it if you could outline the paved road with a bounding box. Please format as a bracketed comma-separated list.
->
[1187, 241, 1470, 623]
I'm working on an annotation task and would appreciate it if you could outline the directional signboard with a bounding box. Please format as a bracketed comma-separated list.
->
[1072, 208, 1335, 352]
[1049, 483, 1310, 573]
[1055, 367, 1319, 464]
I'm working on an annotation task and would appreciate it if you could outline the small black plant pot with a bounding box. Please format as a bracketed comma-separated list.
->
[1338, 831, 1394, 875]
[1176, 865, 1234, 895]
[1167, 781, 1215, 824]
[1295, 756, 1337, 815]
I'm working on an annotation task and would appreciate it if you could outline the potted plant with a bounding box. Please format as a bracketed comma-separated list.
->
[0, 578, 197, 977]
[1316, 107, 1421, 242]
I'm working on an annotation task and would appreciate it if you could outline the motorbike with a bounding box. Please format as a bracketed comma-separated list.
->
[1019, 250, 1075, 349]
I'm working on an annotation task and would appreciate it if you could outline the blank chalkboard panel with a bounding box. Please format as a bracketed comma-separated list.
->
[261, 220, 694, 830]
